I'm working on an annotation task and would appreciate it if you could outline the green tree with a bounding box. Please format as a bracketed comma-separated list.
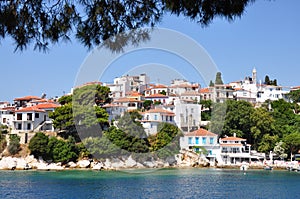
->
[48, 136, 79, 163]
[82, 136, 121, 159]
[58, 95, 72, 105]
[143, 100, 153, 110]
[284, 131, 300, 160]
[105, 126, 149, 153]
[215, 72, 224, 85]
[257, 134, 278, 154]
[160, 90, 167, 95]
[270, 99, 299, 138]
[287, 89, 300, 103]
[49, 103, 75, 132]
[8, 134, 21, 155]
[28, 132, 49, 159]
[264, 75, 270, 85]
[273, 141, 287, 160]
[221, 100, 253, 138]
[0, 1, 255, 51]
[0, 131, 7, 153]
[200, 100, 212, 121]
[250, 107, 275, 149]
[117, 112, 146, 138]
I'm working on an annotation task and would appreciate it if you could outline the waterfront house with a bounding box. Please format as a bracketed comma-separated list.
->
[219, 135, 251, 165]
[180, 128, 219, 165]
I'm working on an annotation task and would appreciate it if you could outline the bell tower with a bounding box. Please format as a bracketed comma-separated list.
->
[252, 67, 257, 84]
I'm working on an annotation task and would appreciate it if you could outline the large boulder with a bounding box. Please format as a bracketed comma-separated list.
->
[125, 156, 137, 168]
[92, 162, 104, 170]
[67, 161, 77, 168]
[77, 160, 91, 168]
[0, 157, 17, 170]
[111, 158, 125, 169]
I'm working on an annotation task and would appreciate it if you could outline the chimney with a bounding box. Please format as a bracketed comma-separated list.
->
[233, 133, 236, 137]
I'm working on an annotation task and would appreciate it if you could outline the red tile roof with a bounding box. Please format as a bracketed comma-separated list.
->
[220, 137, 246, 141]
[14, 96, 41, 101]
[200, 88, 211, 93]
[145, 94, 168, 98]
[35, 103, 60, 109]
[15, 106, 45, 113]
[113, 98, 141, 103]
[169, 83, 199, 88]
[152, 84, 168, 89]
[185, 128, 217, 137]
[142, 108, 175, 115]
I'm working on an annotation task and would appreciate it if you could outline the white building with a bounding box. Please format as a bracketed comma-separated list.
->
[144, 94, 171, 105]
[219, 136, 251, 165]
[140, 108, 176, 135]
[180, 128, 219, 165]
[0, 106, 14, 127]
[180, 91, 201, 103]
[102, 104, 127, 122]
[111, 74, 150, 98]
[112, 97, 143, 111]
[169, 79, 200, 96]
[257, 85, 289, 103]
[173, 100, 201, 132]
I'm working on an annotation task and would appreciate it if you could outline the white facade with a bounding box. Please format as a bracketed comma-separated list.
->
[180, 91, 201, 103]
[113, 74, 150, 97]
[219, 136, 251, 165]
[140, 108, 175, 135]
[0, 107, 14, 127]
[257, 85, 289, 103]
[103, 104, 127, 122]
[180, 128, 219, 165]
[173, 100, 201, 132]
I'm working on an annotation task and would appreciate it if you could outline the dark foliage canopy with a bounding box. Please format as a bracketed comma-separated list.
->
[0, 0, 254, 51]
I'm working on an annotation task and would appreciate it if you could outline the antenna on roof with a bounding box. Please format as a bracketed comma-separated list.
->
[41, 93, 46, 99]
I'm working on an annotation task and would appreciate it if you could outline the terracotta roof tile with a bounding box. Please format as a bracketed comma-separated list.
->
[14, 96, 42, 101]
[145, 94, 168, 98]
[143, 108, 175, 115]
[220, 137, 246, 141]
[35, 103, 60, 109]
[185, 128, 217, 137]
[15, 106, 45, 113]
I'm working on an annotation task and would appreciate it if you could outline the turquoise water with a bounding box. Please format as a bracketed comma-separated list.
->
[0, 168, 299, 199]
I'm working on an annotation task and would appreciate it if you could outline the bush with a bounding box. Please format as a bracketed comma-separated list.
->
[8, 134, 20, 155]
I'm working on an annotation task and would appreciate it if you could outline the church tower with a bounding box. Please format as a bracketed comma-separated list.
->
[252, 67, 257, 84]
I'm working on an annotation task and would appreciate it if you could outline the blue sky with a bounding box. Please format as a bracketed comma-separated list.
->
[0, 0, 299, 102]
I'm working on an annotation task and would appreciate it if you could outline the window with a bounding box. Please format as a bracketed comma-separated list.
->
[202, 137, 207, 144]
[146, 115, 149, 120]
[188, 137, 193, 145]
[27, 123, 31, 130]
[210, 138, 214, 145]
[191, 108, 194, 113]
[195, 137, 199, 144]
[17, 114, 22, 120]
[209, 150, 212, 155]
[17, 123, 22, 130]
[154, 114, 157, 120]
[170, 116, 173, 122]
[35, 113, 39, 118]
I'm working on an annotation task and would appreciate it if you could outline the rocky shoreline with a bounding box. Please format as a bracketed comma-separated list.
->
[0, 151, 292, 171]
[0, 149, 213, 171]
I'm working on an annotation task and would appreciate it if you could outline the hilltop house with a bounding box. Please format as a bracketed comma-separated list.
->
[140, 108, 176, 135]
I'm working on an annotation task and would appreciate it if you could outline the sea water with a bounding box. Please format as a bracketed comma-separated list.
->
[0, 168, 299, 199]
